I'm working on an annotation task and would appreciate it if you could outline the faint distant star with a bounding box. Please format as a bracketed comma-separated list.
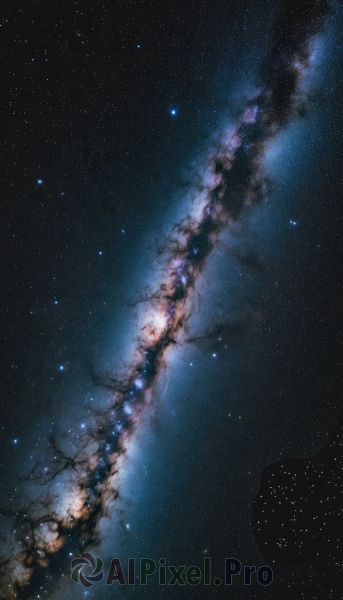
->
[121, 229, 125, 234]
[54, 300, 58, 305]
[98, 251, 103, 255]
[290, 219, 297, 226]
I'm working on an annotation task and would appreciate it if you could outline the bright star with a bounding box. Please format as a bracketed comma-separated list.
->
[13, 439, 18, 444]
[290, 219, 297, 226]
[37, 179, 43, 185]
[123, 403, 133, 415]
[59, 365, 65, 371]
[171, 109, 177, 116]
[98, 251, 103, 255]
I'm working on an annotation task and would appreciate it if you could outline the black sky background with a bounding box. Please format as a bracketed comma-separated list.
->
[1, 0, 257, 440]
[1, 1, 343, 599]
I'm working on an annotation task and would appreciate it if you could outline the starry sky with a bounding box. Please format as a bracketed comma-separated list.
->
[1, 1, 343, 599]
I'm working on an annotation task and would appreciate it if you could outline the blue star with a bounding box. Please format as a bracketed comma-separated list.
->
[37, 179, 43, 185]
[13, 439, 18, 444]
[290, 219, 297, 226]
[170, 109, 177, 116]
[59, 365, 65, 371]
[98, 251, 103, 255]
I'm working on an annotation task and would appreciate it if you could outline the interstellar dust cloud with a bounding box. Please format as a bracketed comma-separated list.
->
[0, 1, 330, 597]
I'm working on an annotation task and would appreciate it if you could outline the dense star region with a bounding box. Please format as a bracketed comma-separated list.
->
[253, 412, 343, 598]
[0, 1, 330, 599]
[254, 411, 343, 569]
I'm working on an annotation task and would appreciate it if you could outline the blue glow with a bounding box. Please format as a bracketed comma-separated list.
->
[121, 229, 125, 234]
[59, 365, 65, 371]
[37, 179, 43, 185]
[170, 109, 177, 116]
[98, 251, 103, 255]
[13, 439, 18, 444]
[290, 219, 297, 226]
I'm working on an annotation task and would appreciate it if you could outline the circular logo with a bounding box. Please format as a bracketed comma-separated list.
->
[71, 552, 104, 588]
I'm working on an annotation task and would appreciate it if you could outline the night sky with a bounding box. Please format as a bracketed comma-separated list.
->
[1, 1, 343, 599]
